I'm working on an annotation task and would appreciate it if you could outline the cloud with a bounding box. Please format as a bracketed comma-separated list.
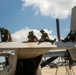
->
[12, 27, 56, 42]
[22, 0, 76, 19]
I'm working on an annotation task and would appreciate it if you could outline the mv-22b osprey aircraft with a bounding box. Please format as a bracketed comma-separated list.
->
[0, 6, 76, 75]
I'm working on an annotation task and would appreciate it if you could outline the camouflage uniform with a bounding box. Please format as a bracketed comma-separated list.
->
[39, 30, 56, 44]
[61, 30, 76, 42]
[0, 28, 12, 42]
[28, 31, 38, 42]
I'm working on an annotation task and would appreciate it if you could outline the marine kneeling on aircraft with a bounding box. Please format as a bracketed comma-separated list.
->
[0, 28, 12, 42]
[61, 30, 76, 42]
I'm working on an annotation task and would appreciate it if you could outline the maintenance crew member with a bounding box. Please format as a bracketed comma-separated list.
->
[61, 30, 76, 42]
[27, 31, 38, 42]
[0, 28, 12, 42]
[38, 29, 56, 44]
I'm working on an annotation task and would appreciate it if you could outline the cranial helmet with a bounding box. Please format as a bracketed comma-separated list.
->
[31, 31, 34, 34]
[70, 30, 76, 35]
[29, 31, 34, 35]
[40, 29, 44, 33]
[0, 28, 4, 31]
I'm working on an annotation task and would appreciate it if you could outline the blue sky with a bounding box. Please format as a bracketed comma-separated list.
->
[0, 0, 75, 41]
